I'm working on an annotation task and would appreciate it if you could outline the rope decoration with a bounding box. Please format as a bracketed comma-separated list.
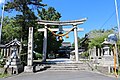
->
[47, 26, 77, 37]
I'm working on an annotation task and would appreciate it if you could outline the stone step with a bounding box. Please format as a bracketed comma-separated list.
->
[43, 64, 87, 67]
[48, 68, 86, 70]
[41, 63, 86, 66]
[51, 66, 78, 68]
[34, 62, 92, 71]
[41, 62, 84, 64]
[43, 62, 88, 65]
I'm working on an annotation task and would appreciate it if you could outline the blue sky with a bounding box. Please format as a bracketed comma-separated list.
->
[0, 0, 5, 4]
[42, 0, 120, 43]
[0, 0, 120, 43]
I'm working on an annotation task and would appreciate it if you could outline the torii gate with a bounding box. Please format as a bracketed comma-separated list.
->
[24, 18, 87, 72]
[38, 18, 87, 62]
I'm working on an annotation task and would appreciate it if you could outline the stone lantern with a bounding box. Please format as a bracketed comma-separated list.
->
[4, 38, 23, 74]
[100, 38, 114, 73]
[102, 38, 111, 56]
[10, 39, 19, 59]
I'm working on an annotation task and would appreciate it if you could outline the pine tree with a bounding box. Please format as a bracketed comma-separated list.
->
[4, 0, 46, 52]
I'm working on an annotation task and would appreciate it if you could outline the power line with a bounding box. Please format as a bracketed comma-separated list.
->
[100, 3, 120, 29]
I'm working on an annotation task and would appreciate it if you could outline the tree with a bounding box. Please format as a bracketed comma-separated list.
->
[88, 29, 114, 48]
[4, 1, 62, 58]
[37, 7, 62, 53]
[72, 34, 89, 51]
[38, 7, 61, 21]
[4, 0, 46, 52]
[1, 16, 21, 44]
[72, 29, 114, 51]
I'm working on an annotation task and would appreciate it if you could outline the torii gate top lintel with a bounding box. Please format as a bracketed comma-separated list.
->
[37, 18, 87, 26]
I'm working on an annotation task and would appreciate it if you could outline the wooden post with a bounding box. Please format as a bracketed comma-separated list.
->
[113, 45, 118, 78]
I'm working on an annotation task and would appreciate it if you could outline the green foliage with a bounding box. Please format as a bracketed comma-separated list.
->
[0, 61, 5, 68]
[35, 53, 42, 59]
[0, 51, 5, 67]
[0, 73, 9, 78]
[72, 29, 115, 55]
[80, 52, 89, 58]
[88, 29, 114, 48]
[20, 51, 27, 66]
[1, 17, 21, 44]
[38, 7, 61, 21]
[38, 7, 62, 53]
[4, 0, 46, 53]
[2, 0, 62, 56]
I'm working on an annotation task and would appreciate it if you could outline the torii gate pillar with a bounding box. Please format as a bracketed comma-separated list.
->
[42, 25, 47, 61]
[74, 25, 79, 61]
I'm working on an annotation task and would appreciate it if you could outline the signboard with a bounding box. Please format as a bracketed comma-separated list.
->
[108, 34, 117, 44]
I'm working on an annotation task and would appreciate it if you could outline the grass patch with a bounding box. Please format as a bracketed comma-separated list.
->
[0, 73, 9, 78]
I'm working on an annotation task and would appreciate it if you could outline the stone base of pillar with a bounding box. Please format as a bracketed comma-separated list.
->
[24, 66, 33, 72]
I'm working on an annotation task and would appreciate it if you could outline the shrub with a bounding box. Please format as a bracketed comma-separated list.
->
[35, 53, 42, 60]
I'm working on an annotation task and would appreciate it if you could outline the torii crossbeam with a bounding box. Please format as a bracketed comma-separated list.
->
[37, 18, 87, 26]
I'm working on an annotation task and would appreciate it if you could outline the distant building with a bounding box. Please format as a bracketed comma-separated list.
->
[55, 42, 72, 58]
[61, 42, 71, 47]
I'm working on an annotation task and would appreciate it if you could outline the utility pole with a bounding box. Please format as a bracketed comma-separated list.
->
[114, 0, 119, 78]
[0, 0, 5, 43]
[114, 0, 120, 39]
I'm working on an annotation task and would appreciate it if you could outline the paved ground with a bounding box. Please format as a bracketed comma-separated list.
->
[0, 71, 119, 80]
[0, 59, 119, 80]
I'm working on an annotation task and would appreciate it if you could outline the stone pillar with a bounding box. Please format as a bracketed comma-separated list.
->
[16, 48, 19, 58]
[9, 48, 11, 56]
[88, 49, 91, 60]
[101, 48, 103, 56]
[1, 49, 3, 57]
[3, 49, 6, 57]
[73, 25, 79, 62]
[24, 27, 34, 72]
[19, 42, 22, 54]
[98, 48, 100, 57]
[42, 25, 47, 61]
[93, 46, 96, 57]
[111, 50, 113, 56]
[7, 48, 9, 57]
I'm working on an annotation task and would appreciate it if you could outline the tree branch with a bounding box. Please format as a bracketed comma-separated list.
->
[28, 1, 47, 6]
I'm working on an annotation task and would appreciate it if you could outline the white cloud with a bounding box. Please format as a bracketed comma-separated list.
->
[0, 0, 5, 4]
